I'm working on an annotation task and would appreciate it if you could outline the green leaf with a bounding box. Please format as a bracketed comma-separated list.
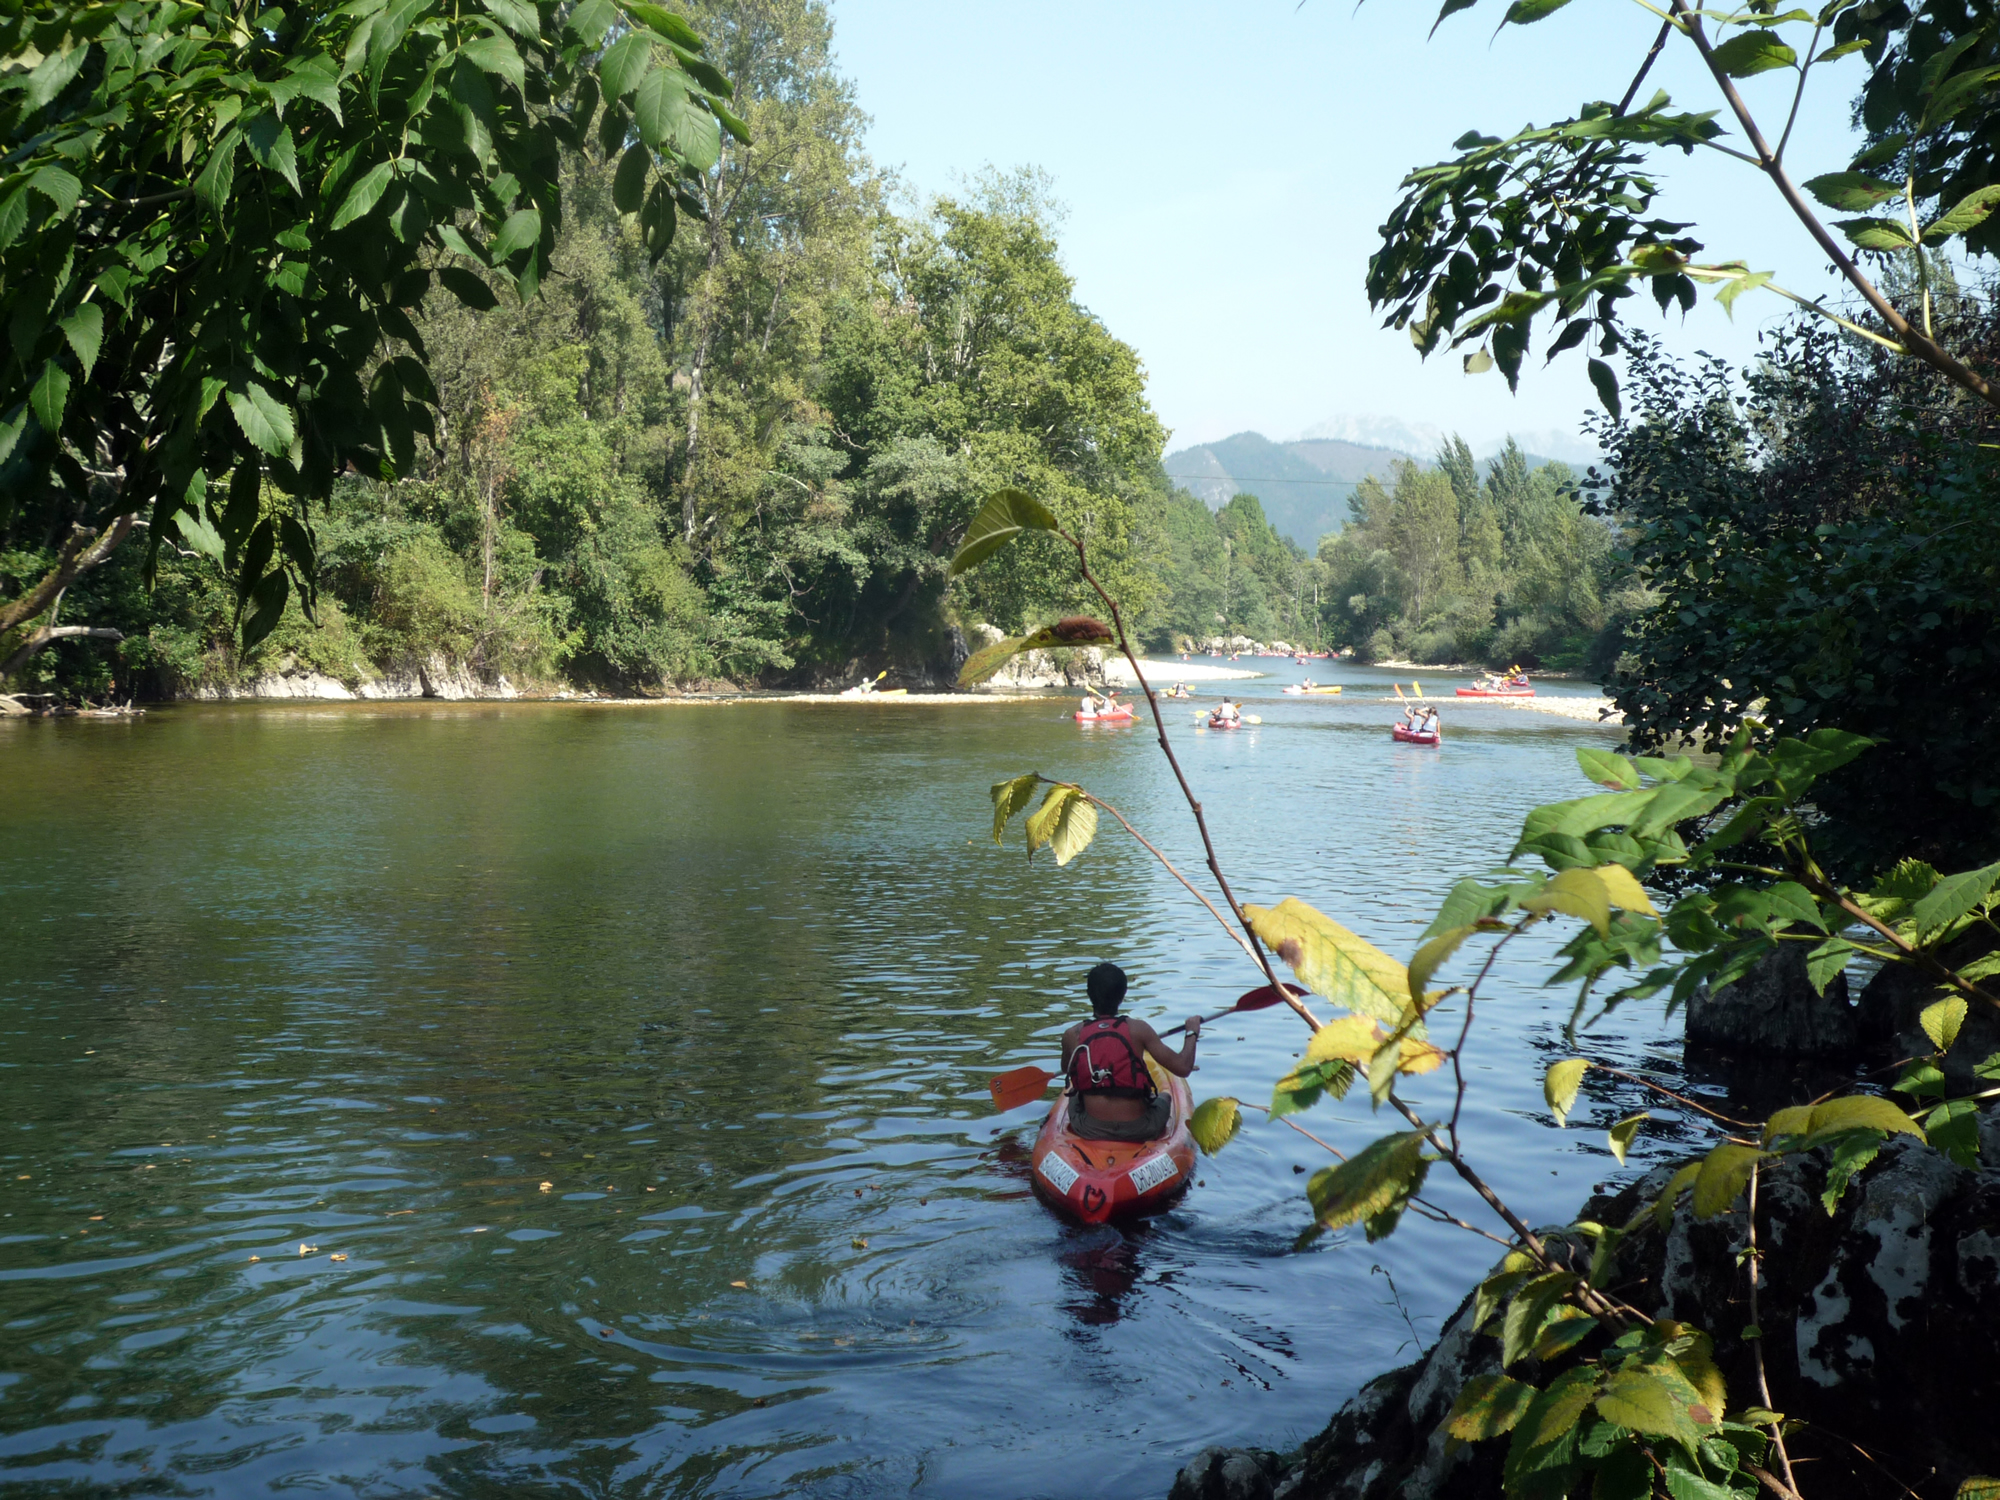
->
[627, 1, 707, 50]
[1408, 924, 1475, 1007]
[1304, 1128, 1432, 1238]
[1925, 1097, 1980, 1168]
[459, 32, 525, 93]
[1502, 0, 1576, 21]
[331, 161, 394, 230]
[1692, 1143, 1762, 1218]
[483, 0, 540, 35]
[244, 113, 301, 194]
[1446, 1372, 1539, 1441]
[1664, 1463, 1740, 1500]
[950, 488, 1061, 574]
[1822, 1130, 1881, 1212]
[1544, 1058, 1589, 1127]
[1803, 172, 1903, 212]
[1474, 1258, 1536, 1330]
[1587, 358, 1621, 420]
[240, 565, 290, 651]
[1977, 1051, 2000, 1081]
[1596, 1368, 1705, 1444]
[1502, 1269, 1578, 1367]
[437, 266, 498, 310]
[633, 65, 689, 151]
[566, 0, 618, 44]
[1463, 348, 1493, 374]
[1245, 897, 1413, 1031]
[598, 32, 652, 100]
[957, 616, 1117, 688]
[489, 207, 542, 263]
[1189, 1096, 1242, 1155]
[57, 304, 103, 380]
[1608, 1112, 1648, 1165]
[1956, 1478, 2000, 1500]
[1921, 995, 1968, 1053]
[1710, 31, 1797, 76]
[1578, 747, 1640, 790]
[990, 773, 1039, 844]
[1654, 1161, 1701, 1228]
[1532, 1307, 1599, 1362]
[30, 359, 68, 434]
[613, 142, 651, 214]
[1024, 784, 1097, 866]
[226, 382, 296, 457]
[1714, 268, 1773, 318]
[1924, 185, 2000, 242]
[1835, 216, 1915, 251]
[1804, 937, 1855, 996]
[1911, 860, 2000, 937]
[194, 128, 239, 213]
[673, 100, 724, 173]
[1802, 1094, 1924, 1147]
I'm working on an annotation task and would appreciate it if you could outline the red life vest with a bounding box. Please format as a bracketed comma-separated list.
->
[1065, 1016, 1155, 1100]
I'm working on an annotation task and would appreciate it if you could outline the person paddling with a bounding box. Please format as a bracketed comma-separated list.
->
[1060, 963, 1201, 1143]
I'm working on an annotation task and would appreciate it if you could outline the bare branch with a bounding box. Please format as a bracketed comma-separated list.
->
[0, 514, 140, 636]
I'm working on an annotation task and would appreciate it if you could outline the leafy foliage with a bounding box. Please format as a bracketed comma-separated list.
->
[0, 0, 731, 651]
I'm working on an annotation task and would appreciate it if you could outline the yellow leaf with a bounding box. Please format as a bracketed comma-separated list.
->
[1692, 1143, 1763, 1218]
[1607, 1112, 1648, 1165]
[1302, 1016, 1380, 1067]
[1761, 1105, 1813, 1144]
[1246, 898, 1413, 1031]
[730, 1279, 748, 1288]
[1652, 1161, 1701, 1228]
[989, 773, 1039, 844]
[1921, 995, 1968, 1053]
[1523, 867, 1613, 935]
[1593, 863, 1658, 915]
[1803, 1094, 1924, 1146]
[1544, 1058, 1589, 1126]
[1190, 1096, 1243, 1155]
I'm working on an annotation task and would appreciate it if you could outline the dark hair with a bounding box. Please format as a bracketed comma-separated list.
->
[1086, 962, 1127, 1016]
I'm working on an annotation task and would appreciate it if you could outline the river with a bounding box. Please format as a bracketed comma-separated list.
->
[0, 662, 1704, 1498]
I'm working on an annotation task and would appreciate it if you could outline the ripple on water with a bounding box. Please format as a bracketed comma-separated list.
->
[0, 681, 1678, 1497]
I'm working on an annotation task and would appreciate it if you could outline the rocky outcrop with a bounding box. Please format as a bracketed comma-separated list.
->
[1685, 943, 1876, 1057]
[1859, 931, 2000, 1083]
[189, 653, 519, 702]
[1168, 1447, 1291, 1500]
[963, 623, 1109, 690]
[1174, 1120, 2000, 1500]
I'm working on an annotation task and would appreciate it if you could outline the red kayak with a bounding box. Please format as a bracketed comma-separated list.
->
[1392, 725, 1442, 745]
[1456, 687, 1534, 698]
[1030, 1064, 1197, 1223]
[1208, 715, 1241, 730]
[1076, 707, 1135, 722]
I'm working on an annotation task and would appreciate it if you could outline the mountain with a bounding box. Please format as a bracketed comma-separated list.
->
[1163, 416, 1606, 548]
[1162, 431, 1414, 547]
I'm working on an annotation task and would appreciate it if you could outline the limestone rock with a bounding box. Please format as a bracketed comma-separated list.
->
[1168, 1447, 1288, 1500]
[1685, 942, 1873, 1056]
[1178, 1124, 2000, 1499]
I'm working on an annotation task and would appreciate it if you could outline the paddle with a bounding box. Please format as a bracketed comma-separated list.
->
[985, 983, 1306, 1111]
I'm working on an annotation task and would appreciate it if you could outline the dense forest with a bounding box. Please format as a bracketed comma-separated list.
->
[0, 0, 1617, 701]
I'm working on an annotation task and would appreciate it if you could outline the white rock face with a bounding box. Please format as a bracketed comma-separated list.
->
[194, 654, 519, 702]
[980, 645, 1107, 690]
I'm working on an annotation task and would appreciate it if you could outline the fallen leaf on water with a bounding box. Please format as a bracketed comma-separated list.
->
[299, 1243, 317, 1255]
[388, 1210, 415, 1216]
[599, 1328, 613, 1338]
[330, 1253, 348, 1262]
[539, 1182, 553, 1192]
[248, 1255, 260, 1262]
[730, 1280, 748, 1288]
[88, 1216, 103, 1221]
[752, 1397, 767, 1407]
[851, 1237, 869, 1250]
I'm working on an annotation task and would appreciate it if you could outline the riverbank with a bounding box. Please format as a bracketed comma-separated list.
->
[1105, 659, 1265, 684]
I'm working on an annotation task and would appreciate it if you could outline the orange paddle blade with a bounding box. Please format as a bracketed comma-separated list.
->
[989, 1065, 1055, 1112]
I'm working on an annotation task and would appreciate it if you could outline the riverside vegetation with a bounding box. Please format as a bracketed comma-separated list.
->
[956, 486, 2000, 1500]
[0, 0, 1622, 703]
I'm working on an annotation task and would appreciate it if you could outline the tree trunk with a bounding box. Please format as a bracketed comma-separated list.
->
[0, 514, 139, 637]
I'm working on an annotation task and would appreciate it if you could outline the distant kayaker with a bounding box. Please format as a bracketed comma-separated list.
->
[1061, 963, 1201, 1143]
[1215, 698, 1241, 724]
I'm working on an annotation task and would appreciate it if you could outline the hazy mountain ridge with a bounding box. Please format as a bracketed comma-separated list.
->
[1164, 422, 1594, 547]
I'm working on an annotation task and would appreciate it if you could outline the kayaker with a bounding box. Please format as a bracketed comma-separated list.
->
[1215, 698, 1241, 724]
[1420, 706, 1442, 737]
[1061, 963, 1201, 1143]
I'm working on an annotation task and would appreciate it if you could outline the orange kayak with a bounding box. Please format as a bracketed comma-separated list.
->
[1030, 1059, 1196, 1223]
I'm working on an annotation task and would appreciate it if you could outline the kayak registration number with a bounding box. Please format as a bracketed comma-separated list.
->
[1127, 1153, 1178, 1194]
[1038, 1153, 1080, 1195]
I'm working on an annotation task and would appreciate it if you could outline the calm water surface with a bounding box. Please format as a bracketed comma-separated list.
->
[0, 664, 1705, 1497]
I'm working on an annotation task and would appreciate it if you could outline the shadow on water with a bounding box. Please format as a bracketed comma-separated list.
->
[0, 683, 1676, 1498]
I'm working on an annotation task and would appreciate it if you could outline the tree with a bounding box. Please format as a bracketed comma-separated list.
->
[0, 0, 740, 680]
[1370, 0, 2000, 418]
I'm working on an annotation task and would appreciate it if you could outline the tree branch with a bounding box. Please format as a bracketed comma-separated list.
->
[0, 625, 125, 680]
[1671, 0, 1999, 409]
[0, 514, 140, 636]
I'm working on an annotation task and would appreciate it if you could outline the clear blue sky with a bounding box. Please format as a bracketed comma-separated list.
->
[829, 0, 1872, 454]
